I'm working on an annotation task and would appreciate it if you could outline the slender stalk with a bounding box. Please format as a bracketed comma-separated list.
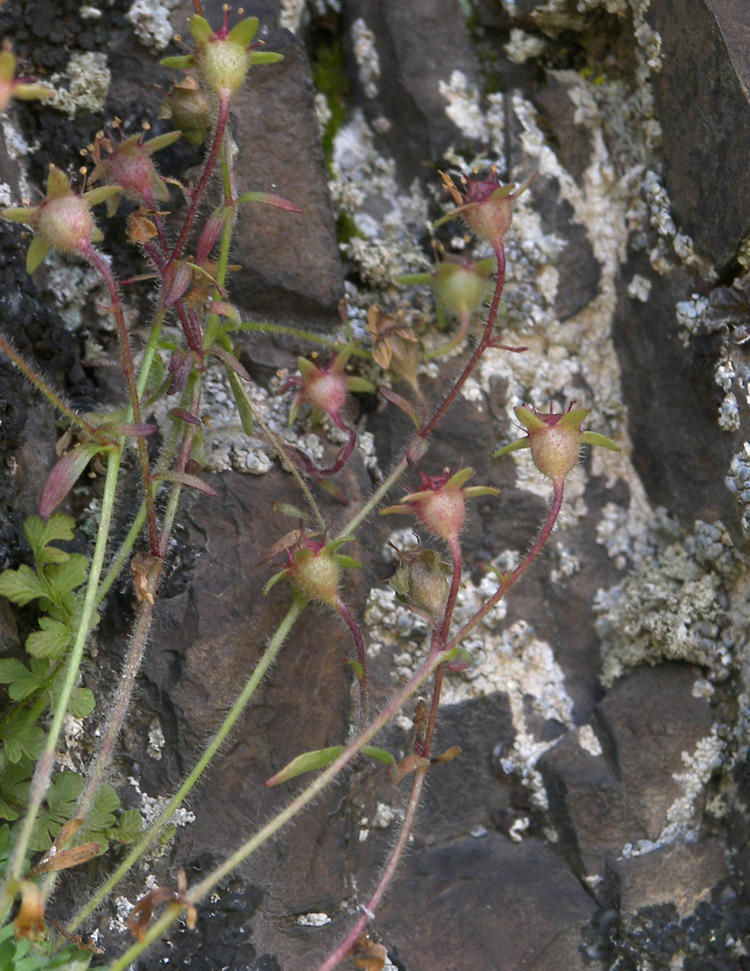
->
[234, 321, 370, 357]
[181, 647, 452, 904]
[171, 91, 231, 264]
[66, 598, 305, 937]
[336, 599, 368, 722]
[0, 450, 121, 924]
[102, 642, 452, 971]
[315, 767, 429, 971]
[448, 480, 565, 651]
[75, 597, 156, 826]
[0, 334, 114, 445]
[84, 245, 159, 555]
[420, 244, 506, 440]
[234, 380, 326, 532]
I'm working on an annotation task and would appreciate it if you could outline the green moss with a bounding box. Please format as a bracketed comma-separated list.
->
[336, 210, 363, 247]
[312, 39, 350, 168]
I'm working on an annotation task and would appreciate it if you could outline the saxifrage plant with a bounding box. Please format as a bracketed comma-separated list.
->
[0, 5, 619, 969]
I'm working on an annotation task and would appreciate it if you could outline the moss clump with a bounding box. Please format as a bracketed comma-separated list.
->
[312, 39, 350, 168]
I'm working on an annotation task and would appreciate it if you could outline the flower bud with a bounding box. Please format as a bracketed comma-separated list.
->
[494, 404, 620, 485]
[389, 546, 451, 621]
[382, 467, 499, 546]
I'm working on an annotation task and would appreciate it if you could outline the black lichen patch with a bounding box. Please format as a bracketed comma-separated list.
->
[604, 883, 750, 971]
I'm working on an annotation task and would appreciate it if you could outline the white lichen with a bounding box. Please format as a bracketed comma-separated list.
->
[126, 0, 180, 51]
[438, 70, 485, 139]
[351, 18, 380, 100]
[504, 28, 548, 65]
[49, 52, 111, 117]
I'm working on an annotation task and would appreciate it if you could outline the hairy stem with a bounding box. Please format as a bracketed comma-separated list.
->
[420, 244, 506, 440]
[0, 450, 121, 923]
[0, 334, 113, 445]
[84, 244, 159, 555]
[65, 597, 305, 937]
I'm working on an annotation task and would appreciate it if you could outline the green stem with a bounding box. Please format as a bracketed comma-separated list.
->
[233, 322, 369, 357]
[0, 449, 121, 924]
[67, 598, 305, 938]
[102, 646, 452, 971]
[84, 245, 159, 556]
[234, 380, 326, 532]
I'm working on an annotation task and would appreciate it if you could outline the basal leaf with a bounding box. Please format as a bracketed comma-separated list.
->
[23, 512, 76, 557]
[69, 687, 95, 719]
[0, 658, 45, 701]
[45, 553, 89, 602]
[26, 616, 72, 659]
[1, 721, 45, 764]
[114, 808, 143, 844]
[0, 565, 48, 606]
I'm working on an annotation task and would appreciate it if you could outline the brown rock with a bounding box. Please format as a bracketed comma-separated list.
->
[343, 0, 484, 182]
[229, 29, 345, 329]
[612, 255, 749, 548]
[538, 731, 635, 877]
[648, 0, 750, 270]
[593, 664, 715, 840]
[608, 838, 729, 921]
[379, 832, 600, 971]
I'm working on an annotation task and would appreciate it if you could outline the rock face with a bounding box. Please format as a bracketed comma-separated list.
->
[648, 0, 750, 271]
[1, 0, 749, 970]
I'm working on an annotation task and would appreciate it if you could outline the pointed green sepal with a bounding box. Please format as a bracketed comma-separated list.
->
[90, 226, 104, 243]
[493, 438, 530, 460]
[228, 16, 259, 47]
[297, 356, 319, 380]
[581, 431, 621, 452]
[515, 405, 546, 432]
[188, 14, 212, 46]
[345, 376, 376, 394]
[288, 395, 302, 426]
[432, 207, 462, 229]
[144, 130, 182, 155]
[46, 166, 71, 198]
[26, 236, 50, 274]
[395, 272, 433, 286]
[249, 51, 284, 65]
[160, 54, 195, 70]
[334, 555, 361, 570]
[559, 407, 592, 432]
[83, 185, 122, 208]
[464, 486, 500, 499]
[1, 206, 37, 224]
[263, 569, 289, 596]
[446, 467, 475, 490]
[333, 344, 353, 371]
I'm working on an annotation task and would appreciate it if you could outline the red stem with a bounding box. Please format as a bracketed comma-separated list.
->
[170, 90, 231, 264]
[448, 479, 565, 651]
[419, 243, 506, 440]
[336, 598, 369, 722]
[83, 244, 160, 555]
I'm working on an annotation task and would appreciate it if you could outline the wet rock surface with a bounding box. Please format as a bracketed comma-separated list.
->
[1, 1, 749, 970]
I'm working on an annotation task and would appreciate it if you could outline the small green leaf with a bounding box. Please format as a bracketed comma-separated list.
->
[1, 720, 45, 764]
[26, 616, 71, 659]
[45, 553, 89, 602]
[24, 512, 76, 557]
[266, 744, 396, 786]
[0, 565, 48, 606]
[0, 659, 45, 701]
[250, 51, 284, 65]
[69, 687, 95, 719]
[266, 745, 344, 786]
[0, 760, 32, 816]
[113, 808, 143, 844]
